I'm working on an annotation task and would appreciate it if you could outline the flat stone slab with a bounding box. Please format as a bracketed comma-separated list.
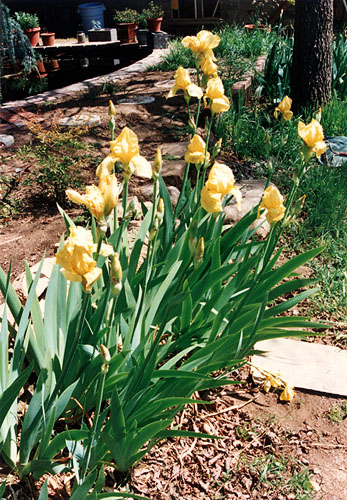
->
[252, 338, 347, 397]
[0, 134, 14, 147]
[117, 96, 155, 105]
[58, 113, 101, 127]
[161, 141, 189, 159]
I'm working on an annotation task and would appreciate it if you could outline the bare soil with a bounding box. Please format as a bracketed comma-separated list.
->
[0, 71, 346, 500]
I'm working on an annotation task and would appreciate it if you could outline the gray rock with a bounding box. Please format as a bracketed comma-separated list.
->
[161, 141, 189, 159]
[0, 134, 14, 147]
[161, 160, 186, 185]
[138, 184, 180, 208]
[138, 184, 154, 201]
[166, 186, 180, 207]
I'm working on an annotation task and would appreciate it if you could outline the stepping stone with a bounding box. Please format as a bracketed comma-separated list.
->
[252, 338, 347, 397]
[161, 141, 189, 159]
[0, 134, 14, 147]
[117, 96, 155, 105]
[58, 113, 101, 128]
[0, 109, 26, 128]
[14, 109, 44, 123]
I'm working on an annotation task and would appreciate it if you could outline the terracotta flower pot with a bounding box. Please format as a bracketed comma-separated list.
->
[147, 17, 162, 33]
[35, 60, 47, 78]
[45, 58, 60, 71]
[244, 24, 271, 33]
[25, 27, 41, 47]
[115, 23, 137, 43]
[41, 32, 55, 46]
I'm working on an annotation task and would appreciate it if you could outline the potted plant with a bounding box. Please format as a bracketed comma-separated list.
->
[136, 12, 149, 45]
[113, 8, 140, 44]
[88, 20, 118, 42]
[41, 32, 55, 46]
[14, 11, 41, 47]
[143, 1, 164, 33]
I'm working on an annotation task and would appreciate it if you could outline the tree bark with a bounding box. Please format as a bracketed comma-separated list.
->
[291, 0, 333, 112]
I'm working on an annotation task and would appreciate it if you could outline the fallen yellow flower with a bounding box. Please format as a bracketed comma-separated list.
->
[274, 96, 293, 121]
[55, 226, 112, 292]
[184, 135, 210, 165]
[257, 185, 285, 224]
[166, 66, 203, 99]
[280, 384, 296, 402]
[263, 374, 282, 393]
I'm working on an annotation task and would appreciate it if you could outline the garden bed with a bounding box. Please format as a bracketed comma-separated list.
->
[0, 67, 346, 500]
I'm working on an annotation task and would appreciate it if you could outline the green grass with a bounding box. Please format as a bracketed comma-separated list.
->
[237, 454, 314, 499]
[151, 23, 276, 84]
[327, 401, 347, 423]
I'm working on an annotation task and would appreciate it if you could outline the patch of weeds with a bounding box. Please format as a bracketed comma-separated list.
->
[0, 175, 21, 221]
[236, 422, 260, 441]
[22, 144, 84, 203]
[101, 81, 124, 95]
[149, 38, 195, 71]
[17, 124, 93, 203]
[327, 401, 347, 423]
[238, 454, 314, 499]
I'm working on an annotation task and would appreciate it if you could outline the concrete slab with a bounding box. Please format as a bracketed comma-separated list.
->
[252, 338, 347, 397]
[58, 113, 101, 128]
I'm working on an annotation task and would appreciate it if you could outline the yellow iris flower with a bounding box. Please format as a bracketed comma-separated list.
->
[201, 186, 224, 213]
[298, 119, 327, 161]
[67, 173, 118, 221]
[100, 127, 152, 180]
[184, 135, 210, 165]
[204, 77, 230, 114]
[55, 226, 112, 292]
[201, 56, 218, 77]
[167, 66, 203, 99]
[201, 162, 241, 213]
[257, 185, 285, 224]
[274, 96, 293, 121]
[182, 30, 220, 63]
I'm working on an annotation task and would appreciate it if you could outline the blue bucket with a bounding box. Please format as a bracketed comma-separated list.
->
[78, 2, 106, 32]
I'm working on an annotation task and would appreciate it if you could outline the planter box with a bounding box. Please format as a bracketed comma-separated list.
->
[88, 28, 118, 42]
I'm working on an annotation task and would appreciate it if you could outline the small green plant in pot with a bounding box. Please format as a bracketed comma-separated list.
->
[113, 8, 140, 43]
[143, 1, 164, 32]
[113, 8, 140, 25]
[14, 11, 40, 46]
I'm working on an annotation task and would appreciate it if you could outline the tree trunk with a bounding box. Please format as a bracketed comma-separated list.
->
[291, 0, 333, 112]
